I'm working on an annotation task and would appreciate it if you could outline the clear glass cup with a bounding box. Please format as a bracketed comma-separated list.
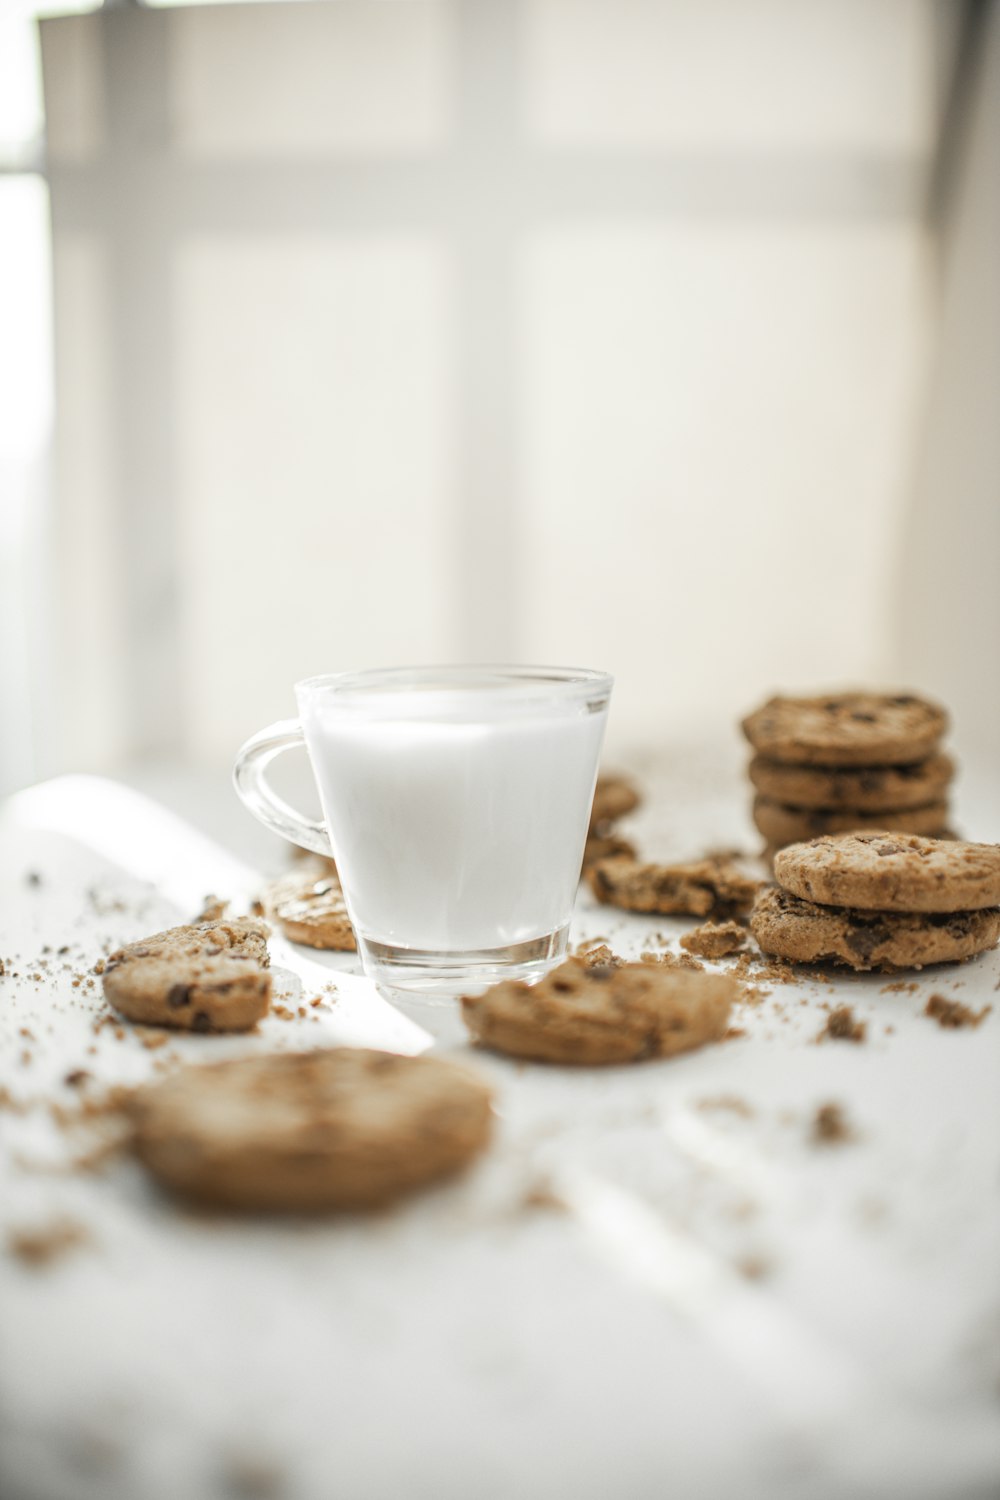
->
[233, 665, 612, 999]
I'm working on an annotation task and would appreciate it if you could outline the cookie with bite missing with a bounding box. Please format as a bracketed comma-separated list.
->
[748, 752, 953, 812]
[103, 917, 271, 1032]
[774, 833, 1000, 913]
[750, 886, 1000, 971]
[461, 957, 735, 1065]
[753, 797, 949, 846]
[264, 862, 356, 950]
[587, 853, 759, 918]
[127, 1048, 493, 1212]
[741, 692, 948, 766]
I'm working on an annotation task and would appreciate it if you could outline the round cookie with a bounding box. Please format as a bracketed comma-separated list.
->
[103, 917, 271, 1032]
[774, 832, 1000, 913]
[748, 752, 953, 812]
[128, 1048, 493, 1212]
[741, 692, 948, 767]
[753, 797, 949, 845]
[590, 773, 640, 831]
[460, 956, 735, 1065]
[587, 854, 760, 917]
[264, 863, 356, 951]
[751, 886, 1000, 971]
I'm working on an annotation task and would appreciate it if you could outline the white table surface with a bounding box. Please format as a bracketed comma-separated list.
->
[1, 754, 999, 1500]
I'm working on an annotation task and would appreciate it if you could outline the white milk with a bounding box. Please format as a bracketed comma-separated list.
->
[303, 689, 607, 952]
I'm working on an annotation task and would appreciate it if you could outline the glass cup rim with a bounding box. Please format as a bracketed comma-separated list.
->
[295, 663, 613, 704]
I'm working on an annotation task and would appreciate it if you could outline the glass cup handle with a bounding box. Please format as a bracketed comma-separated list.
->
[232, 719, 333, 857]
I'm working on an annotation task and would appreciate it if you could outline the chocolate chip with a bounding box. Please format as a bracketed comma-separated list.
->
[850, 712, 876, 723]
[167, 983, 192, 1008]
[844, 921, 890, 959]
[588, 964, 617, 982]
[191, 1011, 212, 1032]
[875, 842, 901, 857]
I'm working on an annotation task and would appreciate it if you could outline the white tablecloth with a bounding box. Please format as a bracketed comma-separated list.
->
[1, 760, 998, 1500]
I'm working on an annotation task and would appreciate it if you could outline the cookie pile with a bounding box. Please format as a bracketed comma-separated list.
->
[751, 833, 1000, 971]
[741, 691, 954, 853]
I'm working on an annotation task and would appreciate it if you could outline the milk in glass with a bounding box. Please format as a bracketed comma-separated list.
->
[304, 685, 606, 952]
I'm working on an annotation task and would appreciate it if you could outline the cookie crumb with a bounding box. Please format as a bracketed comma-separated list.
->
[575, 941, 624, 968]
[819, 1005, 867, 1044]
[521, 1182, 568, 1213]
[7, 1218, 90, 1267]
[812, 1102, 853, 1144]
[924, 994, 991, 1029]
[639, 949, 705, 972]
[680, 920, 747, 959]
[881, 979, 918, 994]
[696, 1094, 754, 1117]
[736, 1253, 771, 1281]
[196, 895, 229, 923]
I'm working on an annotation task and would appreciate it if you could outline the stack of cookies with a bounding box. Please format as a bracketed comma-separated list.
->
[751, 833, 1000, 972]
[740, 691, 954, 854]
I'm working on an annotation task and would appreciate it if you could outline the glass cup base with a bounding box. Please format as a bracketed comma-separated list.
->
[357, 925, 571, 1004]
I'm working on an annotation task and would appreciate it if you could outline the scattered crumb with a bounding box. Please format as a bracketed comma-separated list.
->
[575, 941, 624, 968]
[639, 950, 705, 972]
[722, 1026, 746, 1041]
[924, 994, 991, 1030]
[64, 1070, 91, 1088]
[739, 985, 771, 1006]
[196, 895, 229, 923]
[7, 1218, 90, 1267]
[680, 920, 747, 960]
[521, 1182, 568, 1213]
[819, 1005, 867, 1044]
[735, 1253, 772, 1281]
[26, 870, 42, 887]
[92, 958, 106, 976]
[696, 1095, 754, 1118]
[881, 980, 918, 995]
[812, 1102, 853, 1145]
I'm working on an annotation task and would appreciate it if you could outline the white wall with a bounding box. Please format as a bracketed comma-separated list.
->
[37, 0, 962, 774]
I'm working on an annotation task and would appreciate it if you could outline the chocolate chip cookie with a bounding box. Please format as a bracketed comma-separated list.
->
[741, 692, 948, 767]
[753, 797, 949, 846]
[103, 917, 271, 1032]
[461, 957, 735, 1065]
[128, 1048, 494, 1211]
[748, 752, 954, 811]
[587, 854, 760, 918]
[774, 833, 1000, 913]
[750, 886, 1000, 970]
[590, 773, 640, 831]
[264, 862, 356, 950]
